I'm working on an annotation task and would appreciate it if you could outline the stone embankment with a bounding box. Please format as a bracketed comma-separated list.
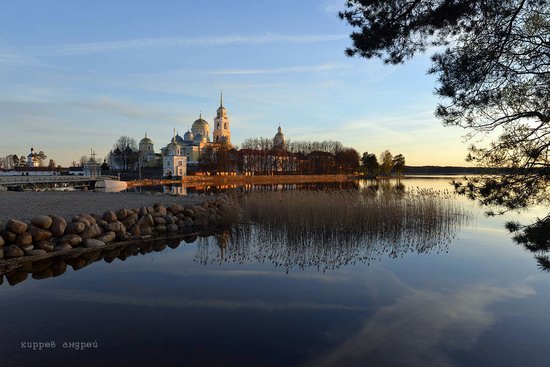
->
[0, 194, 236, 260]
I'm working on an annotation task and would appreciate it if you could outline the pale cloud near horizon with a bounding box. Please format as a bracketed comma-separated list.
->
[205, 63, 350, 76]
[27, 33, 348, 56]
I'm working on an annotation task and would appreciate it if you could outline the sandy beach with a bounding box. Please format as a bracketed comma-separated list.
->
[0, 191, 193, 223]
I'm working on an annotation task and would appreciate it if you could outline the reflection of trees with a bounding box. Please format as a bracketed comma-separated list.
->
[506, 214, 550, 272]
[194, 189, 469, 272]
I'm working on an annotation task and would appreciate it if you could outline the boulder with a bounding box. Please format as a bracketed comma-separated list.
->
[49, 215, 67, 237]
[30, 227, 52, 242]
[65, 221, 86, 234]
[166, 224, 178, 232]
[16, 232, 33, 246]
[80, 224, 102, 240]
[154, 217, 166, 225]
[168, 204, 183, 214]
[137, 214, 154, 228]
[7, 219, 27, 234]
[97, 231, 116, 243]
[0, 235, 4, 247]
[121, 217, 136, 229]
[54, 244, 73, 252]
[72, 216, 90, 226]
[2, 231, 16, 243]
[31, 215, 53, 229]
[83, 239, 106, 248]
[59, 234, 83, 247]
[20, 244, 34, 252]
[129, 224, 141, 237]
[36, 241, 54, 252]
[116, 208, 129, 220]
[154, 225, 167, 233]
[141, 226, 153, 236]
[155, 205, 167, 216]
[104, 221, 124, 233]
[102, 211, 117, 223]
[78, 213, 96, 225]
[165, 216, 176, 225]
[6, 245, 24, 257]
[182, 209, 194, 218]
[26, 249, 47, 256]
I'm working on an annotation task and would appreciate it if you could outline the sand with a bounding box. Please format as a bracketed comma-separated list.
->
[0, 191, 196, 224]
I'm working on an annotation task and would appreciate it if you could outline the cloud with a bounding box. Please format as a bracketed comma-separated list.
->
[205, 63, 349, 76]
[13, 288, 363, 312]
[306, 284, 535, 367]
[29, 33, 348, 56]
[77, 96, 179, 123]
[323, 0, 345, 14]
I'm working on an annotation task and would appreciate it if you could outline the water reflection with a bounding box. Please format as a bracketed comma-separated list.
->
[195, 188, 470, 272]
[0, 235, 200, 287]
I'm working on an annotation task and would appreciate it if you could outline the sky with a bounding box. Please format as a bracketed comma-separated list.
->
[0, 0, 478, 166]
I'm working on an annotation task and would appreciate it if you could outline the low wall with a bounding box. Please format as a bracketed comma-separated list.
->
[0, 194, 237, 260]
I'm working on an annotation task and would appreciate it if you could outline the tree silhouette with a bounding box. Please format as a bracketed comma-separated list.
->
[340, 0, 549, 262]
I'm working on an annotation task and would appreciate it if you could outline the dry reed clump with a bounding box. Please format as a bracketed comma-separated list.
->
[201, 189, 470, 271]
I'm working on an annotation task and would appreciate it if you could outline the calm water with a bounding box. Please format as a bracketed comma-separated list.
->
[1, 177, 549, 367]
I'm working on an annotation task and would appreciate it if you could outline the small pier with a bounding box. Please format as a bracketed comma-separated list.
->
[0, 175, 118, 191]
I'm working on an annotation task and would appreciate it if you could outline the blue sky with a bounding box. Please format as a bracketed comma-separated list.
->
[0, 0, 474, 166]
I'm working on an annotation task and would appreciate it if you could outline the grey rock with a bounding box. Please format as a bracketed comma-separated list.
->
[83, 239, 106, 248]
[54, 244, 73, 252]
[26, 249, 47, 256]
[31, 215, 53, 229]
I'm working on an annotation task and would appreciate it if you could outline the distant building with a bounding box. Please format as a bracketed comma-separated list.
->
[161, 93, 232, 178]
[138, 133, 162, 167]
[26, 147, 46, 167]
[162, 130, 187, 178]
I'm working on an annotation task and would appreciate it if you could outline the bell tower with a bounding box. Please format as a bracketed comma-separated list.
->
[213, 91, 231, 145]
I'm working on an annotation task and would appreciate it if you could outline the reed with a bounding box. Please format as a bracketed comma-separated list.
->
[196, 188, 470, 271]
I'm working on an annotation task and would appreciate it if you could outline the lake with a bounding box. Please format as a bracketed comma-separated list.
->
[1, 176, 549, 367]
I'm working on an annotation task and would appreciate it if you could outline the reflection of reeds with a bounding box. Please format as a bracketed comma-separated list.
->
[204, 189, 470, 271]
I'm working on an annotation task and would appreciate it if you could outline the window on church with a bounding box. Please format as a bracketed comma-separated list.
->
[224, 123, 227, 129]
[166, 161, 170, 166]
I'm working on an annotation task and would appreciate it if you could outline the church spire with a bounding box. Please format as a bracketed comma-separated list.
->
[220, 91, 223, 107]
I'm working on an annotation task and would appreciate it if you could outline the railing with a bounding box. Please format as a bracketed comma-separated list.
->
[0, 175, 101, 185]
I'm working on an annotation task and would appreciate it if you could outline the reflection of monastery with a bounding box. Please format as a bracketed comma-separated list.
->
[138, 93, 290, 179]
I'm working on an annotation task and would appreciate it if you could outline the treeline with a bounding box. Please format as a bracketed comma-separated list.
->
[0, 153, 57, 170]
[199, 139, 361, 175]
[360, 150, 406, 177]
